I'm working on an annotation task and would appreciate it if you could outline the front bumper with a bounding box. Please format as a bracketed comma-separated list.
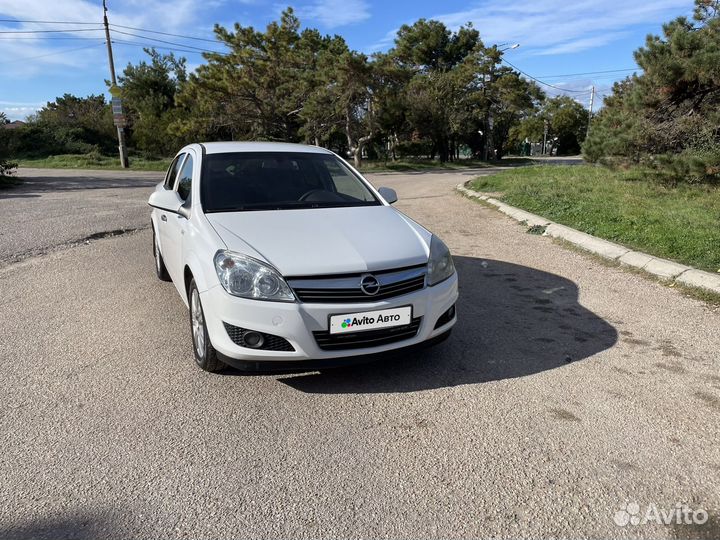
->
[200, 273, 458, 363]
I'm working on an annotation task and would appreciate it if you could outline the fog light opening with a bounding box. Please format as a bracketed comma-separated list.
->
[433, 303, 456, 330]
[244, 331, 265, 349]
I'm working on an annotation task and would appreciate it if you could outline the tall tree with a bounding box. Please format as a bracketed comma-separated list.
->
[583, 0, 720, 183]
[390, 20, 487, 161]
[302, 46, 377, 168]
[488, 68, 544, 158]
[119, 48, 187, 155]
[178, 9, 326, 142]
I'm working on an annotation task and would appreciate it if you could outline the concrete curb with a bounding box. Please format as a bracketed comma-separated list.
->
[456, 183, 720, 296]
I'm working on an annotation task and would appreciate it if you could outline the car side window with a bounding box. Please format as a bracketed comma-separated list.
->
[164, 154, 185, 190]
[176, 155, 194, 202]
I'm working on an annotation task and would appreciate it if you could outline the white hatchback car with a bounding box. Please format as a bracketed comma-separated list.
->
[149, 142, 458, 372]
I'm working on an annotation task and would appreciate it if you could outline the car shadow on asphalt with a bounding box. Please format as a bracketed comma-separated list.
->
[277, 256, 618, 394]
[0, 511, 128, 540]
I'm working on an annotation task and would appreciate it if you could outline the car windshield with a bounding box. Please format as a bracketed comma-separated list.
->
[201, 151, 381, 212]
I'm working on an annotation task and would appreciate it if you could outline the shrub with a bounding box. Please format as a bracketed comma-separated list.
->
[0, 158, 16, 177]
[395, 139, 433, 159]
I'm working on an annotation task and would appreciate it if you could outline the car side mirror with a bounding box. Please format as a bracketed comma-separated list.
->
[378, 187, 398, 204]
[149, 189, 184, 214]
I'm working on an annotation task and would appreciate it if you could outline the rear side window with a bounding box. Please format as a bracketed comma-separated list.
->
[164, 154, 185, 190]
[176, 155, 194, 202]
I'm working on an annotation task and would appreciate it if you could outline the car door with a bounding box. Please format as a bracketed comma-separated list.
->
[163, 152, 195, 288]
[157, 153, 186, 284]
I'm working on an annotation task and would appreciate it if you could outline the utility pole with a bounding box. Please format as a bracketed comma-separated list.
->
[586, 85, 595, 138]
[102, 0, 128, 168]
[485, 65, 495, 162]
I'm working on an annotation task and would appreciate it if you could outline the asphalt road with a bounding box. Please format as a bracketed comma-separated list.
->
[1, 166, 719, 539]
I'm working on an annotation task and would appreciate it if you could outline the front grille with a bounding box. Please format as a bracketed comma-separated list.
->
[223, 323, 295, 352]
[313, 317, 422, 351]
[289, 265, 426, 304]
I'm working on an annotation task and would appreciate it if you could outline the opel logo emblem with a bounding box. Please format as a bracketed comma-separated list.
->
[360, 274, 380, 296]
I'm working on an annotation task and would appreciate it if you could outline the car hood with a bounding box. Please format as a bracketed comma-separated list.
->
[206, 206, 431, 276]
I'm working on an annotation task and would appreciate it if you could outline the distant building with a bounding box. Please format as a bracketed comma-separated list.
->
[2, 120, 26, 130]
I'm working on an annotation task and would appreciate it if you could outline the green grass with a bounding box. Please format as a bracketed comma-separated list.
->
[17, 153, 171, 171]
[469, 164, 720, 273]
[357, 157, 534, 172]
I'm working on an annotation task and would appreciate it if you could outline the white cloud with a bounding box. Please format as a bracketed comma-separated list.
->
[0, 0, 220, 74]
[363, 28, 396, 54]
[298, 0, 370, 28]
[431, 0, 692, 55]
[0, 100, 44, 120]
[532, 32, 631, 56]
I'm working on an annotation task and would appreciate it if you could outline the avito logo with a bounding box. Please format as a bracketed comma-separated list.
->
[341, 313, 401, 329]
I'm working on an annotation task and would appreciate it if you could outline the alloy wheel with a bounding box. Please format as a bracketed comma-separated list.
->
[190, 288, 206, 359]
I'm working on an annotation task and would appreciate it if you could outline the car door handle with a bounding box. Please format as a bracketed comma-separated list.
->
[160, 214, 167, 222]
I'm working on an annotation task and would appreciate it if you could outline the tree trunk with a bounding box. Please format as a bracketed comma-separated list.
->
[389, 132, 398, 162]
[345, 109, 371, 168]
[438, 136, 449, 163]
[352, 133, 372, 168]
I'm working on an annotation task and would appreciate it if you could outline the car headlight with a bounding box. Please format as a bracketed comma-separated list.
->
[427, 235, 455, 286]
[213, 250, 296, 302]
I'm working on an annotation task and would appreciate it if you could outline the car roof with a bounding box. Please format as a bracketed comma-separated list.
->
[198, 141, 334, 155]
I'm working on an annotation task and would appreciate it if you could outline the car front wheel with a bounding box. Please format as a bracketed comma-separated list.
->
[188, 279, 225, 372]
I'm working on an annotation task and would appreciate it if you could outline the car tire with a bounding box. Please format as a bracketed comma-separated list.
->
[152, 228, 171, 282]
[188, 279, 225, 373]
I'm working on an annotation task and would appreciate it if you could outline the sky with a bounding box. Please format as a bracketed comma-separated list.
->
[0, 0, 696, 121]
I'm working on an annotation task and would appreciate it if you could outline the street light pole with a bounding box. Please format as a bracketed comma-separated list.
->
[102, 0, 129, 168]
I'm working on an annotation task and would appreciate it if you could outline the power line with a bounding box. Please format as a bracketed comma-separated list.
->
[111, 39, 217, 56]
[0, 28, 104, 34]
[534, 68, 640, 79]
[501, 58, 589, 93]
[0, 36, 107, 40]
[0, 18, 223, 44]
[110, 23, 221, 44]
[0, 19, 99, 25]
[110, 28, 225, 54]
[0, 42, 104, 65]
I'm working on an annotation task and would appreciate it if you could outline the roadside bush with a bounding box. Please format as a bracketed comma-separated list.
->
[647, 147, 720, 186]
[4, 124, 107, 159]
[0, 129, 17, 179]
[395, 139, 433, 159]
[0, 158, 17, 177]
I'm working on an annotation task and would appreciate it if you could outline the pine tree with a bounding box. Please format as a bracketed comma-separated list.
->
[583, 0, 719, 184]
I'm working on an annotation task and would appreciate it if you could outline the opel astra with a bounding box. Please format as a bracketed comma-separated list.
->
[148, 142, 458, 372]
